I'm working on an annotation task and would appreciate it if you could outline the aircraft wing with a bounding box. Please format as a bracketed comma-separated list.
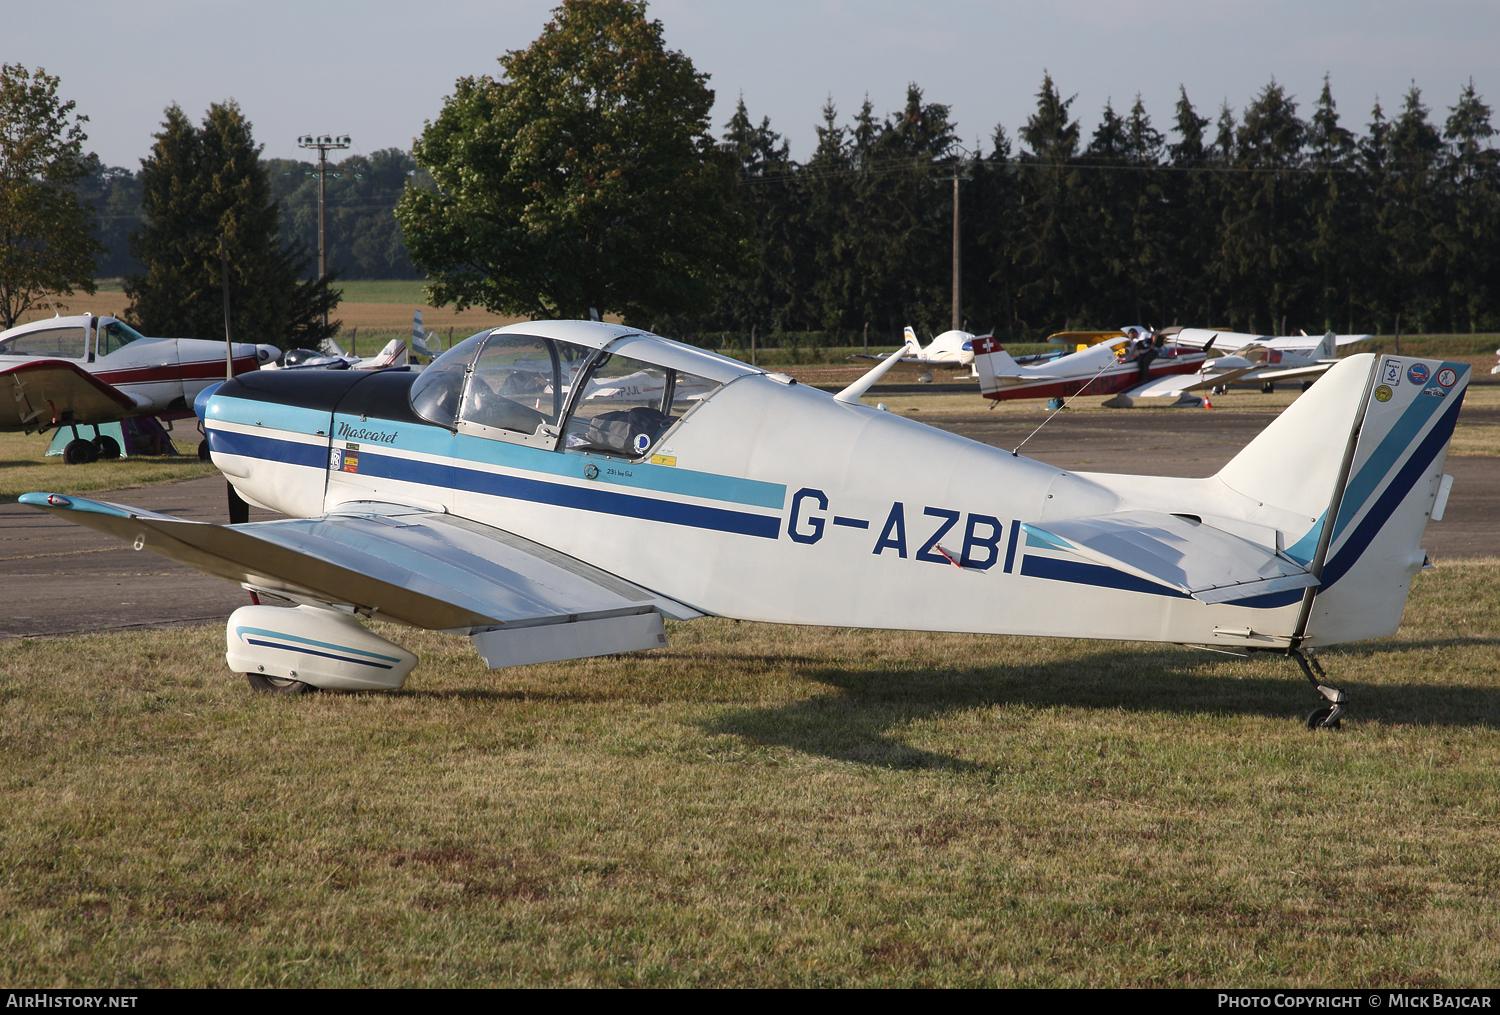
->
[1022, 510, 1317, 605]
[1120, 366, 1258, 399]
[2, 359, 142, 428]
[1245, 363, 1335, 383]
[19, 494, 702, 631]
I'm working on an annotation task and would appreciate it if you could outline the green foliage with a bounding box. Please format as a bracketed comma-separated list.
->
[267, 148, 424, 280]
[123, 102, 341, 349]
[76, 163, 143, 278]
[680, 74, 1500, 344]
[0, 64, 103, 328]
[397, 0, 748, 323]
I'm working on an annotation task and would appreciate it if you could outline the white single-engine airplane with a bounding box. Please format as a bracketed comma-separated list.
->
[23, 322, 1468, 729]
[0, 314, 272, 462]
[849, 326, 976, 382]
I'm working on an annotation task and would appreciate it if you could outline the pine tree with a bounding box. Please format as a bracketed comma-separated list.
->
[1442, 81, 1500, 331]
[124, 102, 339, 348]
[1306, 76, 1362, 332]
[1014, 74, 1085, 333]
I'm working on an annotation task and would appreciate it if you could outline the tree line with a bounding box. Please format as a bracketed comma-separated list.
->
[8, 0, 1500, 348]
[682, 74, 1500, 344]
[82, 148, 426, 282]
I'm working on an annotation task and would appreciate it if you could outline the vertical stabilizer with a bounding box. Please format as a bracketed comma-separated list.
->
[972, 335, 1024, 395]
[1300, 356, 1469, 643]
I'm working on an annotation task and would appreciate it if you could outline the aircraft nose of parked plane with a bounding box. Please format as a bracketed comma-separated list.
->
[194, 381, 225, 422]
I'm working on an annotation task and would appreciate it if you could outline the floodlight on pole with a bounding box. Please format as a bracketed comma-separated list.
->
[297, 133, 351, 332]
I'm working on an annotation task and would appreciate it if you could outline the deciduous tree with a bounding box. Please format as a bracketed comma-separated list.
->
[0, 64, 103, 329]
[397, 0, 747, 323]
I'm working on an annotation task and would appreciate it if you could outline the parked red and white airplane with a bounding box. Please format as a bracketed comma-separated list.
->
[850, 326, 977, 382]
[973, 333, 1217, 406]
[0, 313, 273, 462]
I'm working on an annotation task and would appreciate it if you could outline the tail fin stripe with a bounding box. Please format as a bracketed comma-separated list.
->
[1318, 390, 1464, 590]
[1329, 383, 1449, 546]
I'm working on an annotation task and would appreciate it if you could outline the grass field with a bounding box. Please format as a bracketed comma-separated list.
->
[0, 431, 214, 503]
[2, 559, 1498, 987]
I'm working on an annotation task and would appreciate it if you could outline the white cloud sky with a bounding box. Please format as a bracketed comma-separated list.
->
[10, 0, 1499, 167]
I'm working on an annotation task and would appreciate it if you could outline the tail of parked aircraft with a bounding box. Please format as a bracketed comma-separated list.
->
[971, 335, 1027, 392]
[1315, 331, 1337, 360]
[903, 326, 922, 355]
[1215, 352, 1468, 646]
[368, 339, 408, 369]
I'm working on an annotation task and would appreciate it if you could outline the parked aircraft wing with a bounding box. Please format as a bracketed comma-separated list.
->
[19, 494, 702, 631]
[1119, 365, 1258, 400]
[3, 359, 141, 428]
[1244, 363, 1335, 383]
[1021, 510, 1317, 605]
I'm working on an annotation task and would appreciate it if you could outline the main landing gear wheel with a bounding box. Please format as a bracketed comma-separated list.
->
[93, 434, 121, 459]
[245, 672, 314, 695]
[1291, 648, 1346, 730]
[62, 438, 98, 464]
[198, 438, 211, 461]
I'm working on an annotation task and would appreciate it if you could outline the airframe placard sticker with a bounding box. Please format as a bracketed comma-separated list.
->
[1383, 359, 1403, 386]
[1407, 362, 1430, 385]
[1374, 385, 1393, 402]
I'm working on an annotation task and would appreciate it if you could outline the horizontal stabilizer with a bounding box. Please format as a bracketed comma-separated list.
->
[19, 494, 700, 635]
[1022, 510, 1317, 604]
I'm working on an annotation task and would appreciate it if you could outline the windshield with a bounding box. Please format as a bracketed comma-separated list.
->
[410, 333, 485, 427]
[97, 319, 147, 356]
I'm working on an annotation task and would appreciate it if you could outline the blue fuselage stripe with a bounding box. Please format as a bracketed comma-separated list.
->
[244, 637, 395, 669]
[212, 429, 328, 469]
[362, 452, 781, 539]
[1019, 555, 1191, 599]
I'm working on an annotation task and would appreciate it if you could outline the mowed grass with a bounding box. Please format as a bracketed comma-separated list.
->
[2, 561, 1499, 987]
[0, 431, 214, 503]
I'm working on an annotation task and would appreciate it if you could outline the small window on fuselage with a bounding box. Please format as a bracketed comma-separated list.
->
[1, 326, 88, 359]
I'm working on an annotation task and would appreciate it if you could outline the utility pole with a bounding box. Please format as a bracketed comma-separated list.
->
[297, 134, 351, 333]
[952, 170, 962, 334]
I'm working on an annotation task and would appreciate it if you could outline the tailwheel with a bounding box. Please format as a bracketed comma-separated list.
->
[1291, 648, 1346, 730]
[245, 672, 314, 695]
[1306, 706, 1341, 731]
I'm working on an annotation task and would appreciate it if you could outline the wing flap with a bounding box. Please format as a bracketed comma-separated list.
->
[19, 494, 701, 630]
[3, 359, 138, 428]
[1023, 510, 1316, 604]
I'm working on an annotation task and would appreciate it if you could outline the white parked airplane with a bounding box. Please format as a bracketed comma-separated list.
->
[269, 335, 410, 371]
[0, 314, 273, 462]
[23, 321, 1468, 729]
[849, 326, 976, 382]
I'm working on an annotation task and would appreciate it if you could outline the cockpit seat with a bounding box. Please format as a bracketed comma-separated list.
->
[586, 406, 675, 453]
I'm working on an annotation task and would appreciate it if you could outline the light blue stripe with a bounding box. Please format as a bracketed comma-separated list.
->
[209, 395, 332, 435]
[1331, 384, 1444, 544]
[235, 625, 402, 662]
[1021, 523, 1074, 552]
[331, 413, 787, 510]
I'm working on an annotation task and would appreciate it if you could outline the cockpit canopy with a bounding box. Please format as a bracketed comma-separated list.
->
[409, 324, 751, 458]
